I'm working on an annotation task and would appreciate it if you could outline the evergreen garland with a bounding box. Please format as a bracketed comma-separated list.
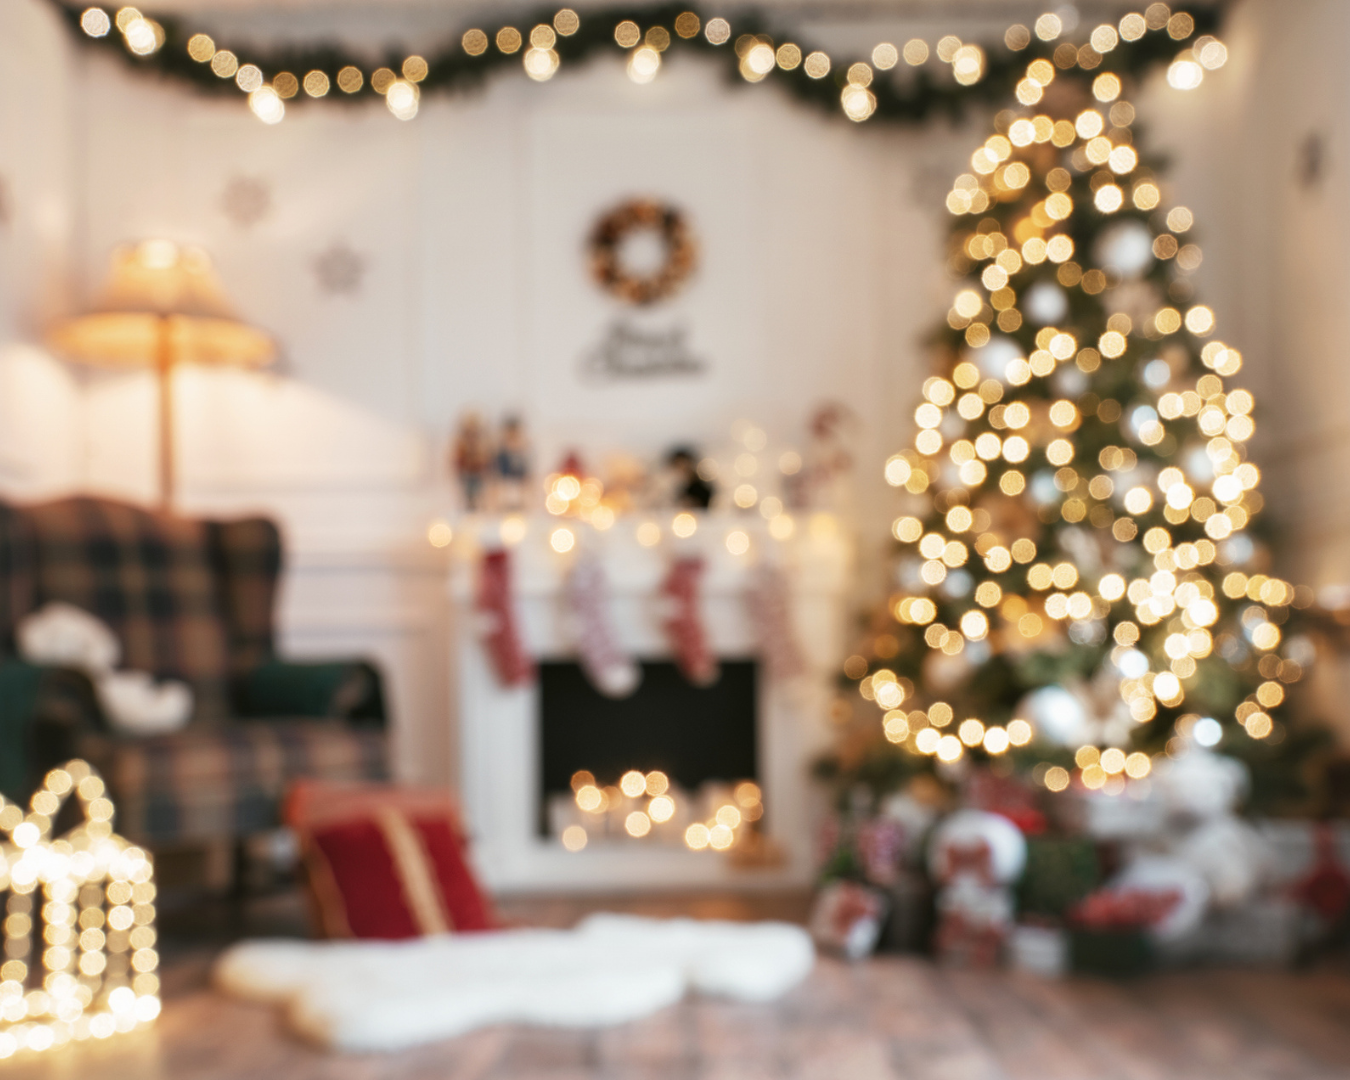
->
[48, 0, 1220, 128]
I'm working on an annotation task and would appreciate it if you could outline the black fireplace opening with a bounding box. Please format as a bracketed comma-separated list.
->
[538, 659, 758, 832]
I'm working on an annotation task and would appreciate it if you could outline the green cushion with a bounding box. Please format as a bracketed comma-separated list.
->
[0, 661, 44, 801]
[233, 660, 384, 722]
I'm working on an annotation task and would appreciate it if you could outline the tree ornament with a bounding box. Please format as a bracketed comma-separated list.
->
[476, 549, 534, 686]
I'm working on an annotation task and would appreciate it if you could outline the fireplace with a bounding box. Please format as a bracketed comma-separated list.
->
[539, 659, 758, 836]
[448, 512, 851, 893]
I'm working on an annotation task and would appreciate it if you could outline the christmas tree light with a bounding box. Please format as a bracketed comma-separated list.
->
[844, 15, 1317, 802]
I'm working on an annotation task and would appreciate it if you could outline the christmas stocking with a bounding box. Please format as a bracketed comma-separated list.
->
[565, 554, 640, 698]
[747, 562, 805, 680]
[660, 557, 718, 686]
[476, 549, 534, 686]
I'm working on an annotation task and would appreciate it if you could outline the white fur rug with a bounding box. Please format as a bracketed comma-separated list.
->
[214, 914, 815, 1052]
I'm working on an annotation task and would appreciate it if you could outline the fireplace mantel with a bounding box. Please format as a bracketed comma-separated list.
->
[447, 511, 852, 893]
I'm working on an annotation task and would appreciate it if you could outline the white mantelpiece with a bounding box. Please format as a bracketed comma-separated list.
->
[449, 511, 852, 894]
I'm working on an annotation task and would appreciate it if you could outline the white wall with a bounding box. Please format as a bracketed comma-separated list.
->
[1143, 0, 1350, 587]
[60, 44, 957, 554]
[1142, 0, 1350, 738]
[0, 0, 82, 497]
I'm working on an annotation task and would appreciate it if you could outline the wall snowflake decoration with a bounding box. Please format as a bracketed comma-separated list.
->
[313, 242, 366, 295]
[221, 175, 271, 227]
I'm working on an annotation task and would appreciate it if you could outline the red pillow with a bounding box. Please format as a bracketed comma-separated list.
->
[288, 782, 496, 940]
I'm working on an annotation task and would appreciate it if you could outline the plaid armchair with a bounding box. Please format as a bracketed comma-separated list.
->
[0, 496, 387, 847]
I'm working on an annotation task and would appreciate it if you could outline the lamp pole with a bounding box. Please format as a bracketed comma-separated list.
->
[156, 316, 175, 511]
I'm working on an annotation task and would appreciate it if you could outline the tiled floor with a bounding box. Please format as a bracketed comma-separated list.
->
[3, 891, 1350, 1079]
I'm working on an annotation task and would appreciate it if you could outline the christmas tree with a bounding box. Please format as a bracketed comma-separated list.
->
[821, 20, 1328, 814]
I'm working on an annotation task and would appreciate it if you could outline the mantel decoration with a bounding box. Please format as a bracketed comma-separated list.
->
[589, 199, 698, 307]
[53, 2, 1222, 128]
[0, 761, 159, 1061]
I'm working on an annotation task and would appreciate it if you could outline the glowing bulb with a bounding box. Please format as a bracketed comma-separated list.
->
[1193, 717, 1222, 746]
[427, 521, 453, 548]
[620, 770, 647, 798]
[548, 527, 576, 554]
[628, 45, 661, 83]
[81, 8, 111, 36]
[575, 785, 603, 812]
[1168, 58, 1204, 90]
[982, 727, 1010, 754]
[248, 86, 285, 125]
[561, 826, 587, 852]
[385, 79, 419, 120]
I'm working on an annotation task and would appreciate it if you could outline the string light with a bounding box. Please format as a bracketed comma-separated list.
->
[68, 4, 1224, 129]
[563, 771, 760, 851]
[0, 762, 158, 1060]
[838, 8, 1297, 794]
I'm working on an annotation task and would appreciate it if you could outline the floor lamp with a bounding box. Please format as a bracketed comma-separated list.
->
[48, 240, 275, 511]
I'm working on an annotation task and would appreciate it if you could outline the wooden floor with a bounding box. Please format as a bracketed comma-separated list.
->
[4, 891, 1350, 1079]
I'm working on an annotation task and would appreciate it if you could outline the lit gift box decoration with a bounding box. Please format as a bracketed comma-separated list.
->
[0, 761, 159, 1059]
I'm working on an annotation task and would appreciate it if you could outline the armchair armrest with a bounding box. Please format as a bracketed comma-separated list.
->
[232, 660, 387, 725]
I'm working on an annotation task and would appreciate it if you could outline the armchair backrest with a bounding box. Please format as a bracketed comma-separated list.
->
[0, 496, 282, 715]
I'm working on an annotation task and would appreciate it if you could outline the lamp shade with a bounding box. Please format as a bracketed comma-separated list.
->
[45, 239, 275, 509]
[47, 240, 275, 369]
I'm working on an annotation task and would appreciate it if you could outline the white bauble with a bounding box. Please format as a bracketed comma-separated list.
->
[1095, 219, 1155, 278]
[1174, 816, 1272, 908]
[1019, 684, 1091, 747]
[1023, 281, 1069, 325]
[1151, 747, 1249, 819]
[928, 809, 1027, 885]
[975, 335, 1022, 380]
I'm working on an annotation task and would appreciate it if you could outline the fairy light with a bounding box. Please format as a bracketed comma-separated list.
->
[842, 9, 1302, 783]
[70, 2, 1225, 140]
[565, 770, 760, 851]
[0, 762, 158, 1061]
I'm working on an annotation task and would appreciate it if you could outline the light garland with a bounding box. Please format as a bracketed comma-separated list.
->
[54, 2, 1221, 128]
[0, 761, 159, 1060]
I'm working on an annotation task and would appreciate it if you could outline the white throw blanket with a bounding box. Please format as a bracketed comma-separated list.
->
[214, 914, 815, 1052]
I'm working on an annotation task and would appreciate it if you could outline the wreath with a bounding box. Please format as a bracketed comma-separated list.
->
[588, 199, 697, 306]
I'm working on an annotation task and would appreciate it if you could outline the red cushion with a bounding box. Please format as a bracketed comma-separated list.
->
[290, 782, 496, 940]
[309, 819, 421, 939]
[412, 816, 496, 933]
